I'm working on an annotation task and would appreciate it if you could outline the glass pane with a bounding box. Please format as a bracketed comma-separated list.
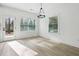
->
[29, 19, 35, 31]
[49, 16, 58, 33]
[5, 17, 14, 34]
[20, 18, 28, 31]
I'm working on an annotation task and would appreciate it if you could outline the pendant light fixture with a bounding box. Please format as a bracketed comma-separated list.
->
[37, 3, 45, 18]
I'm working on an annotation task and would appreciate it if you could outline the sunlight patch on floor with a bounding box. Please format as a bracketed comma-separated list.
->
[7, 41, 38, 56]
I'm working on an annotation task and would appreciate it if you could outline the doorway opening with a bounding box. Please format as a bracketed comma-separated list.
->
[5, 17, 14, 40]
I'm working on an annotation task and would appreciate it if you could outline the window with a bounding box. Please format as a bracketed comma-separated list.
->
[49, 16, 58, 33]
[29, 19, 35, 30]
[20, 18, 28, 31]
[20, 18, 35, 31]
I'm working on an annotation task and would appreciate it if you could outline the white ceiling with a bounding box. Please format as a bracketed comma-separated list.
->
[0, 3, 42, 13]
[0, 3, 61, 17]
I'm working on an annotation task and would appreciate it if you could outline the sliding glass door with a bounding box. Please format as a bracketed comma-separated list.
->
[4, 16, 16, 40]
[0, 16, 16, 42]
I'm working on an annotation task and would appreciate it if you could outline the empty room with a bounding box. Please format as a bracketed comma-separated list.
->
[0, 3, 79, 56]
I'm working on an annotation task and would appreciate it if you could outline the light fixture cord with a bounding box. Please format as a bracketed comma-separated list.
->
[41, 3, 42, 8]
[40, 3, 45, 13]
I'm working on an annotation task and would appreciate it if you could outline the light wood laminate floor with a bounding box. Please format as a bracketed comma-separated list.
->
[0, 37, 79, 56]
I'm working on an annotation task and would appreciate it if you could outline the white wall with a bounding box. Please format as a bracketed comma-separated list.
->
[0, 5, 39, 41]
[39, 3, 79, 48]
